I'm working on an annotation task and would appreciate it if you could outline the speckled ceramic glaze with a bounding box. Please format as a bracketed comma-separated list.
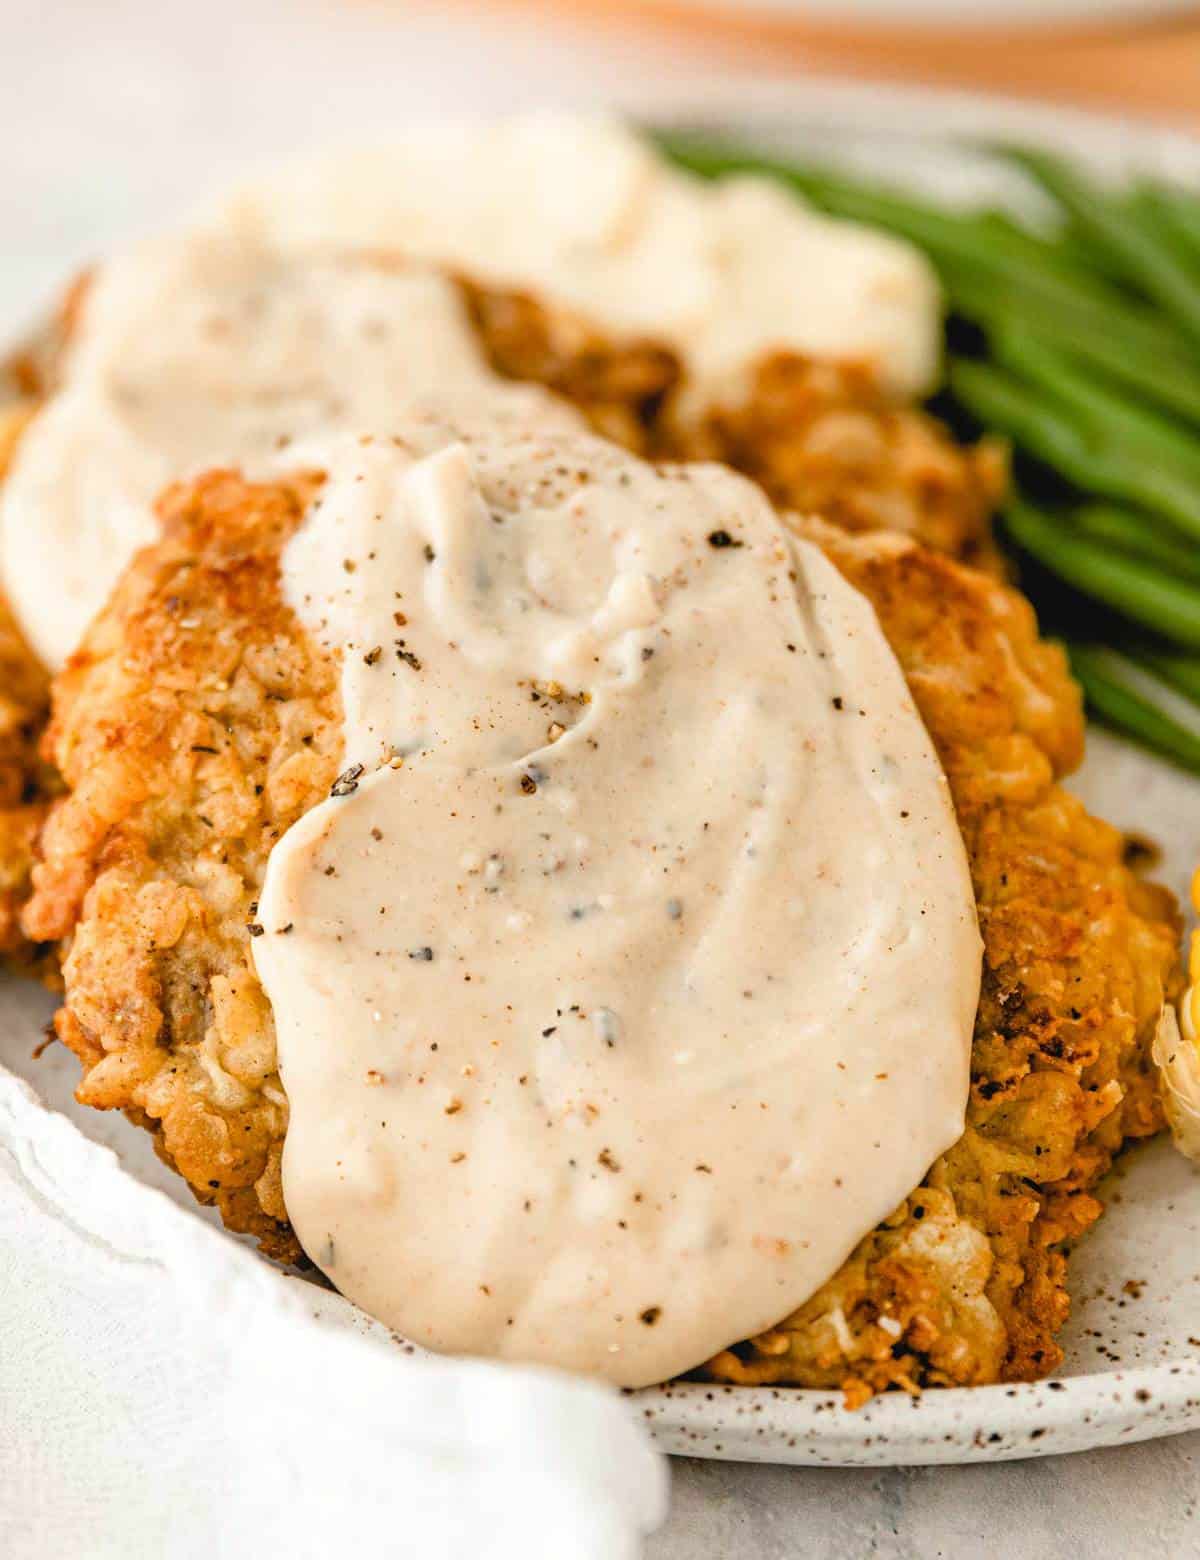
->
[630, 1133, 1200, 1464]
[2, 84, 1199, 1468]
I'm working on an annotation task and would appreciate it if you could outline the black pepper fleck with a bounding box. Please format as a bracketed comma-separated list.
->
[331, 763, 364, 797]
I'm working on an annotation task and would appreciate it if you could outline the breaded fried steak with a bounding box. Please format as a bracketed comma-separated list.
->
[23, 462, 1179, 1396]
[0, 590, 52, 970]
[0, 404, 55, 972]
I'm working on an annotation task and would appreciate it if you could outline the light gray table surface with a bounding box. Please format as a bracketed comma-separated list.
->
[4, 2, 1200, 1553]
[650, 1438, 1200, 1559]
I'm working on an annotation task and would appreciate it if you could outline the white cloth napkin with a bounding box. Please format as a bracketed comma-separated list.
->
[0, 1068, 668, 1558]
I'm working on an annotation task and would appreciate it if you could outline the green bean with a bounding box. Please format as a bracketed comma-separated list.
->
[1072, 505, 1200, 582]
[658, 133, 1200, 375]
[944, 269, 1200, 426]
[973, 209, 1112, 288]
[1149, 186, 1200, 266]
[1125, 185, 1200, 275]
[1137, 647, 1200, 703]
[949, 357, 1090, 467]
[1005, 499, 1200, 646]
[951, 360, 1200, 541]
[945, 267, 1197, 386]
[1067, 643, 1200, 773]
[991, 329, 1200, 481]
[1057, 217, 1130, 278]
[1004, 147, 1200, 349]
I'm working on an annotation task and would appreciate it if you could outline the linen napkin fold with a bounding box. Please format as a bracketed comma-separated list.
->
[0, 1068, 668, 1558]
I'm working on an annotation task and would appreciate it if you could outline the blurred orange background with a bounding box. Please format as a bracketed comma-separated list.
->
[438, 2, 1200, 125]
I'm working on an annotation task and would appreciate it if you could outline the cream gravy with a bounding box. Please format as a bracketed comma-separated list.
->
[253, 424, 980, 1387]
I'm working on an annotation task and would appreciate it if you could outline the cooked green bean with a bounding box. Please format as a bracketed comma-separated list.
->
[1004, 147, 1200, 349]
[1138, 647, 1200, 703]
[952, 360, 1200, 542]
[1005, 499, 1200, 647]
[951, 361, 1200, 539]
[1068, 644, 1200, 772]
[990, 329, 1200, 481]
[974, 209, 1112, 288]
[1148, 186, 1200, 267]
[944, 269, 1200, 426]
[1072, 505, 1200, 582]
[1125, 185, 1200, 275]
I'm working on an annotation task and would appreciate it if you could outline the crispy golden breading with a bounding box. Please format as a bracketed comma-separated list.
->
[460, 280, 681, 458]
[27, 474, 333, 1257]
[0, 591, 52, 970]
[24, 472, 1181, 1387]
[0, 403, 55, 975]
[466, 280, 1006, 571]
[672, 358, 1006, 573]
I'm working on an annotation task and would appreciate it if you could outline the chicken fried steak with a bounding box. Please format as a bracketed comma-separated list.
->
[23, 467, 1179, 1393]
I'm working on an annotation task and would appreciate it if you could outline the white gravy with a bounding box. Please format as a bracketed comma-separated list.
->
[252, 424, 981, 1387]
[0, 231, 573, 669]
[1, 118, 940, 672]
[222, 116, 942, 408]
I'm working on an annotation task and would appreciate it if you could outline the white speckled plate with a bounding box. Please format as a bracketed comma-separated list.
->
[2, 82, 1199, 1467]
